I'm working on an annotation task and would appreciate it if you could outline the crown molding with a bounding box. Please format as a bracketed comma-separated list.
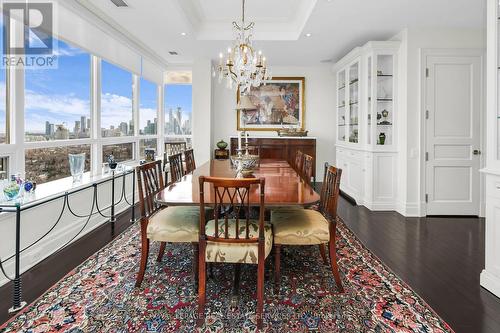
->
[58, 0, 169, 69]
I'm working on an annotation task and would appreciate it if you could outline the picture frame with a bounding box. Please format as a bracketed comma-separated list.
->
[237, 77, 305, 131]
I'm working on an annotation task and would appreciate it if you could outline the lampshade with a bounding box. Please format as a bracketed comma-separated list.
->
[236, 95, 256, 110]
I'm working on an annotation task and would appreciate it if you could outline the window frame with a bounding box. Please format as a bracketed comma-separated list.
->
[164, 78, 193, 150]
[0, 34, 166, 185]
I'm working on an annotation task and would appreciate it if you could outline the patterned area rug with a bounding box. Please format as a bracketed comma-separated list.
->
[0, 220, 454, 333]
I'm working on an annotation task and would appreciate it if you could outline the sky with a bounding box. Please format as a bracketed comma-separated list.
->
[19, 39, 191, 134]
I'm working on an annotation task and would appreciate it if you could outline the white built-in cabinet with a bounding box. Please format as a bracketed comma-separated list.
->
[334, 41, 400, 210]
[480, 0, 500, 299]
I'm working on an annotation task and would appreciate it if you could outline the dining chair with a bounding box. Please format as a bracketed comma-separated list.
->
[294, 150, 304, 174]
[197, 176, 272, 329]
[135, 160, 200, 288]
[184, 149, 196, 174]
[169, 152, 185, 184]
[163, 141, 187, 182]
[271, 163, 344, 294]
[302, 154, 314, 185]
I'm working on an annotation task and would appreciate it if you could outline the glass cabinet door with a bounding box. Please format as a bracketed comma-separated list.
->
[375, 54, 394, 146]
[367, 56, 373, 145]
[337, 70, 346, 142]
[348, 62, 359, 143]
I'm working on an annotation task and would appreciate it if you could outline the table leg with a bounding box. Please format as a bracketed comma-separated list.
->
[230, 264, 241, 308]
[9, 206, 26, 313]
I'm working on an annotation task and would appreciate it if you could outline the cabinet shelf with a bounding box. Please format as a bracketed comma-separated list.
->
[377, 98, 393, 102]
[377, 123, 393, 126]
[338, 85, 346, 90]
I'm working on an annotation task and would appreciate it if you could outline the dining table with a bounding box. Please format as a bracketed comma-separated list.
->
[156, 158, 320, 207]
[155, 158, 320, 305]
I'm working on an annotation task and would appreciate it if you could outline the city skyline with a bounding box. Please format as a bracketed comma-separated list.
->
[22, 39, 192, 135]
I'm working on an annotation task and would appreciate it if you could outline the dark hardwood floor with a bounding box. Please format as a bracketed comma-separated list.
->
[1, 198, 499, 333]
[337, 198, 500, 333]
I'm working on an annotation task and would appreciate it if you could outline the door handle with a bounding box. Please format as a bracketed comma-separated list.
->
[473, 149, 481, 155]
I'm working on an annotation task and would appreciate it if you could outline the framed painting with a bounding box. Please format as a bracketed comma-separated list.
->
[237, 77, 305, 131]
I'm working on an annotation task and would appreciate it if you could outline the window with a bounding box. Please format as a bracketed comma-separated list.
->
[0, 156, 8, 180]
[139, 138, 157, 159]
[139, 78, 158, 135]
[0, 16, 6, 144]
[165, 83, 192, 139]
[25, 145, 91, 184]
[101, 61, 133, 137]
[102, 143, 134, 163]
[24, 39, 91, 142]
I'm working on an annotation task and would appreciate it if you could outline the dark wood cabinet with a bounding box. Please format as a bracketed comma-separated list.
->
[230, 137, 317, 178]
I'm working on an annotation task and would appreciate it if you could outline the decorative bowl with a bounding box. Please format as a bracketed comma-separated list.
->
[230, 154, 260, 172]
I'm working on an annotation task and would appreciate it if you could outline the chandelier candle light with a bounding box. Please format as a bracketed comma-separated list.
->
[215, 0, 271, 99]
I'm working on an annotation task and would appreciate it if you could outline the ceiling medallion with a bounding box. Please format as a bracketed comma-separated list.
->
[214, 0, 271, 97]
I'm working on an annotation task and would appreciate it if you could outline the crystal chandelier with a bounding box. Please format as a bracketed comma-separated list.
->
[215, 0, 271, 96]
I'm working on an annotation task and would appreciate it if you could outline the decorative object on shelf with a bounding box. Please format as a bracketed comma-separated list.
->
[107, 155, 118, 170]
[377, 113, 382, 121]
[237, 77, 305, 131]
[23, 181, 34, 193]
[144, 148, 156, 162]
[214, 149, 229, 160]
[379, 132, 386, 145]
[216, 140, 228, 150]
[379, 109, 391, 125]
[214, 0, 271, 96]
[68, 153, 86, 183]
[3, 176, 20, 201]
[277, 127, 308, 137]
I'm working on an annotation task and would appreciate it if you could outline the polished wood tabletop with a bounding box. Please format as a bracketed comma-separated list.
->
[156, 159, 320, 207]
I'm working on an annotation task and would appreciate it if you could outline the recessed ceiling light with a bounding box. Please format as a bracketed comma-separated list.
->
[305, 33, 312, 37]
[169, 51, 179, 56]
[180, 32, 187, 36]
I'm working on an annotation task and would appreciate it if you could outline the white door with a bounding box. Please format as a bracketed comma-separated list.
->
[425, 54, 482, 215]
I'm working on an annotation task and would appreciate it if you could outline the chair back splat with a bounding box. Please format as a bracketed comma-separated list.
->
[136, 160, 165, 219]
[319, 162, 342, 221]
[184, 149, 196, 174]
[169, 152, 185, 184]
[199, 177, 265, 244]
[302, 154, 314, 185]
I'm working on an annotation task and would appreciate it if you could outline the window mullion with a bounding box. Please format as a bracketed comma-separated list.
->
[92, 56, 102, 175]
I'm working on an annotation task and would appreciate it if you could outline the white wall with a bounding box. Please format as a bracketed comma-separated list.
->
[211, 65, 336, 180]
[192, 58, 214, 166]
[391, 28, 486, 216]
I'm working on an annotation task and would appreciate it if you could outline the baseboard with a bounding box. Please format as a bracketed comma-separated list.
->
[480, 269, 500, 299]
[363, 201, 397, 211]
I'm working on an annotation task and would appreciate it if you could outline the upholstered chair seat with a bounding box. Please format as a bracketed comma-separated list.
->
[271, 208, 330, 245]
[147, 206, 200, 243]
[204, 219, 273, 264]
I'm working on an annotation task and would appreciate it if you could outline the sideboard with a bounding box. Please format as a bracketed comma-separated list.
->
[230, 136, 317, 179]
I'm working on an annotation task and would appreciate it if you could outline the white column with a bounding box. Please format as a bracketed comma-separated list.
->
[192, 58, 213, 165]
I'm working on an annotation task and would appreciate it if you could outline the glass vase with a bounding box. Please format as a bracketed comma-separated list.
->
[68, 153, 85, 183]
